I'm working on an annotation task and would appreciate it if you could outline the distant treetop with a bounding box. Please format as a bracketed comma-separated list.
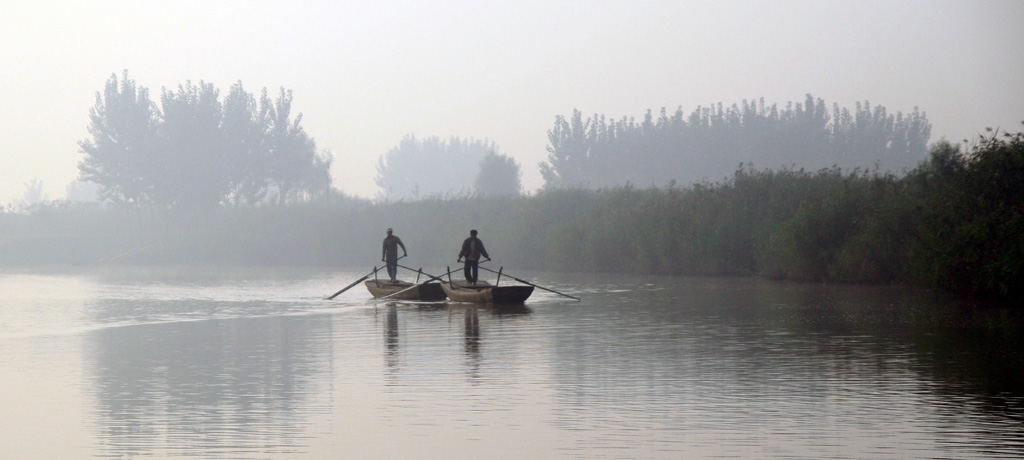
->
[540, 95, 931, 189]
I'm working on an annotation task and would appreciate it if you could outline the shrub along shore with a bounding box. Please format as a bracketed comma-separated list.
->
[3, 128, 1022, 304]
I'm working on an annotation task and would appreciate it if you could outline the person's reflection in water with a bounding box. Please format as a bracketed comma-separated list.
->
[384, 304, 399, 370]
[464, 307, 481, 380]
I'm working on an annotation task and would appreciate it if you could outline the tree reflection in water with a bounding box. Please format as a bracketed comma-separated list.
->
[87, 310, 334, 459]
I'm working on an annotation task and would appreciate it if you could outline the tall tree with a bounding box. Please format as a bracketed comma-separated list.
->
[263, 88, 332, 204]
[539, 109, 592, 189]
[156, 81, 228, 208]
[222, 81, 271, 206]
[474, 152, 522, 196]
[78, 71, 159, 205]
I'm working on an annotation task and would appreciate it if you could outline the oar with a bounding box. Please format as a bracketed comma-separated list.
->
[327, 255, 406, 299]
[395, 263, 443, 281]
[378, 268, 454, 301]
[477, 265, 581, 301]
[326, 266, 381, 300]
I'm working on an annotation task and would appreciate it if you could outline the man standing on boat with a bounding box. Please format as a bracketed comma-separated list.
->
[382, 228, 407, 282]
[457, 229, 490, 284]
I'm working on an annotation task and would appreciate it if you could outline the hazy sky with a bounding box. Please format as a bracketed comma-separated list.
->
[2, 0, 1022, 205]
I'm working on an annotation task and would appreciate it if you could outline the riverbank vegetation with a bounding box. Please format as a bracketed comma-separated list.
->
[3, 73, 1020, 302]
[3, 125, 1022, 303]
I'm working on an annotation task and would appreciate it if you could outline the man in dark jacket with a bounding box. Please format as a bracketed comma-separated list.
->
[457, 229, 490, 284]
[382, 228, 407, 282]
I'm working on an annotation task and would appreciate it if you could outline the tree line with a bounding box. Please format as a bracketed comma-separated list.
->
[540, 95, 931, 189]
[77, 71, 523, 207]
[3, 124, 1021, 303]
[78, 71, 333, 208]
[75, 76, 927, 206]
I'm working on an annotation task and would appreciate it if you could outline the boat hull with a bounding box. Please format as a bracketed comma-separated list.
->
[364, 280, 447, 301]
[440, 281, 534, 304]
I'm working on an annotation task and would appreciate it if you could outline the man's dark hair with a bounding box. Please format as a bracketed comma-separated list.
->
[470, 229, 478, 236]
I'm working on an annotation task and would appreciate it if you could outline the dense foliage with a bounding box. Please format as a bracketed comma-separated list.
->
[78, 72, 332, 208]
[375, 135, 504, 200]
[540, 95, 931, 189]
[907, 129, 1024, 301]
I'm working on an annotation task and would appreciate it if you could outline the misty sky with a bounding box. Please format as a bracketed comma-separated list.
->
[2, 0, 1022, 205]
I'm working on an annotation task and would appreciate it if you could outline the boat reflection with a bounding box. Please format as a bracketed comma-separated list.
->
[374, 301, 531, 382]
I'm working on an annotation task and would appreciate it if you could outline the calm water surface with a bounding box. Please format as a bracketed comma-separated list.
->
[1, 266, 1021, 459]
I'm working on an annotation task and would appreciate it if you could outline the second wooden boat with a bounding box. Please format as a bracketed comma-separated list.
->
[364, 279, 447, 301]
[440, 280, 534, 304]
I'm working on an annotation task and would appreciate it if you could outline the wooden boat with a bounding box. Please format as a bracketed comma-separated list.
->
[364, 279, 447, 301]
[440, 280, 535, 304]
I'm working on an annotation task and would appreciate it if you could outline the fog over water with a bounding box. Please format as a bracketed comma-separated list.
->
[2, 2, 1023, 457]
[2, 0, 1022, 203]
